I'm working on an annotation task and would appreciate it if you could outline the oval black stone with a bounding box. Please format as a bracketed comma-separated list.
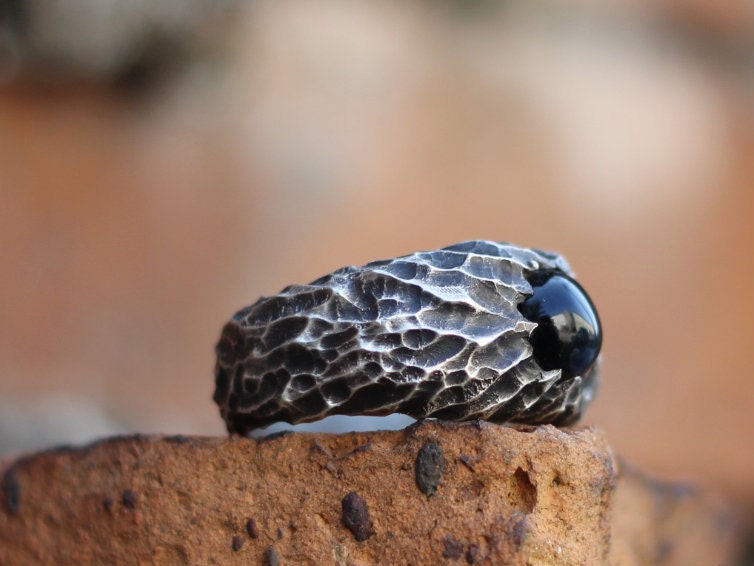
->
[518, 270, 601, 378]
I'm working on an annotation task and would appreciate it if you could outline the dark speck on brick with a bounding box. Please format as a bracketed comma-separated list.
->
[459, 454, 476, 471]
[164, 435, 191, 444]
[232, 535, 244, 551]
[442, 536, 464, 559]
[103, 496, 114, 512]
[341, 491, 374, 542]
[2, 467, 20, 515]
[466, 543, 481, 563]
[246, 517, 259, 538]
[122, 489, 138, 509]
[415, 442, 445, 496]
[264, 545, 280, 566]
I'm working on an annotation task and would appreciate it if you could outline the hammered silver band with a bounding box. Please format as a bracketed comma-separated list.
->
[213, 241, 601, 434]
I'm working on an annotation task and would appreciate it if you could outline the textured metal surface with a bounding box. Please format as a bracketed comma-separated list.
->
[214, 241, 599, 433]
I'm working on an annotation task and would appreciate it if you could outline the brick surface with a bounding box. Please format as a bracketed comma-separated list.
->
[0, 422, 746, 565]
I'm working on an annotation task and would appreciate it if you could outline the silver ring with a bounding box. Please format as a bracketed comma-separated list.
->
[213, 240, 602, 433]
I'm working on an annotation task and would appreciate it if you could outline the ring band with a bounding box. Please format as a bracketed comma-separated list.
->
[213, 240, 602, 434]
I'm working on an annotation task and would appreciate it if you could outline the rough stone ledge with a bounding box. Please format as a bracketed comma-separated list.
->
[0, 421, 746, 565]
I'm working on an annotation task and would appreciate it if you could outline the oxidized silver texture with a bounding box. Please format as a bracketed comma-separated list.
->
[214, 240, 599, 433]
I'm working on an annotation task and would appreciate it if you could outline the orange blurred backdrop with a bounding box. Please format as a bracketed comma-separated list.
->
[1, 1, 753, 509]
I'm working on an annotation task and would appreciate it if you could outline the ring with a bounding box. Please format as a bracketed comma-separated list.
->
[213, 240, 602, 434]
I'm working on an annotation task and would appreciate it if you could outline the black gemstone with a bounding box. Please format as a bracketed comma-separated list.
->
[518, 270, 601, 378]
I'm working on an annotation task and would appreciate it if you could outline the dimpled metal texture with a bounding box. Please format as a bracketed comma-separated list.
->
[214, 241, 600, 434]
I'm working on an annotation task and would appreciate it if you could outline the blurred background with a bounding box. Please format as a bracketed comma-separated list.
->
[1, 0, 753, 518]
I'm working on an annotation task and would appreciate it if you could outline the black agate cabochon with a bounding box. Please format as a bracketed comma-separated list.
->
[518, 270, 602, 379]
